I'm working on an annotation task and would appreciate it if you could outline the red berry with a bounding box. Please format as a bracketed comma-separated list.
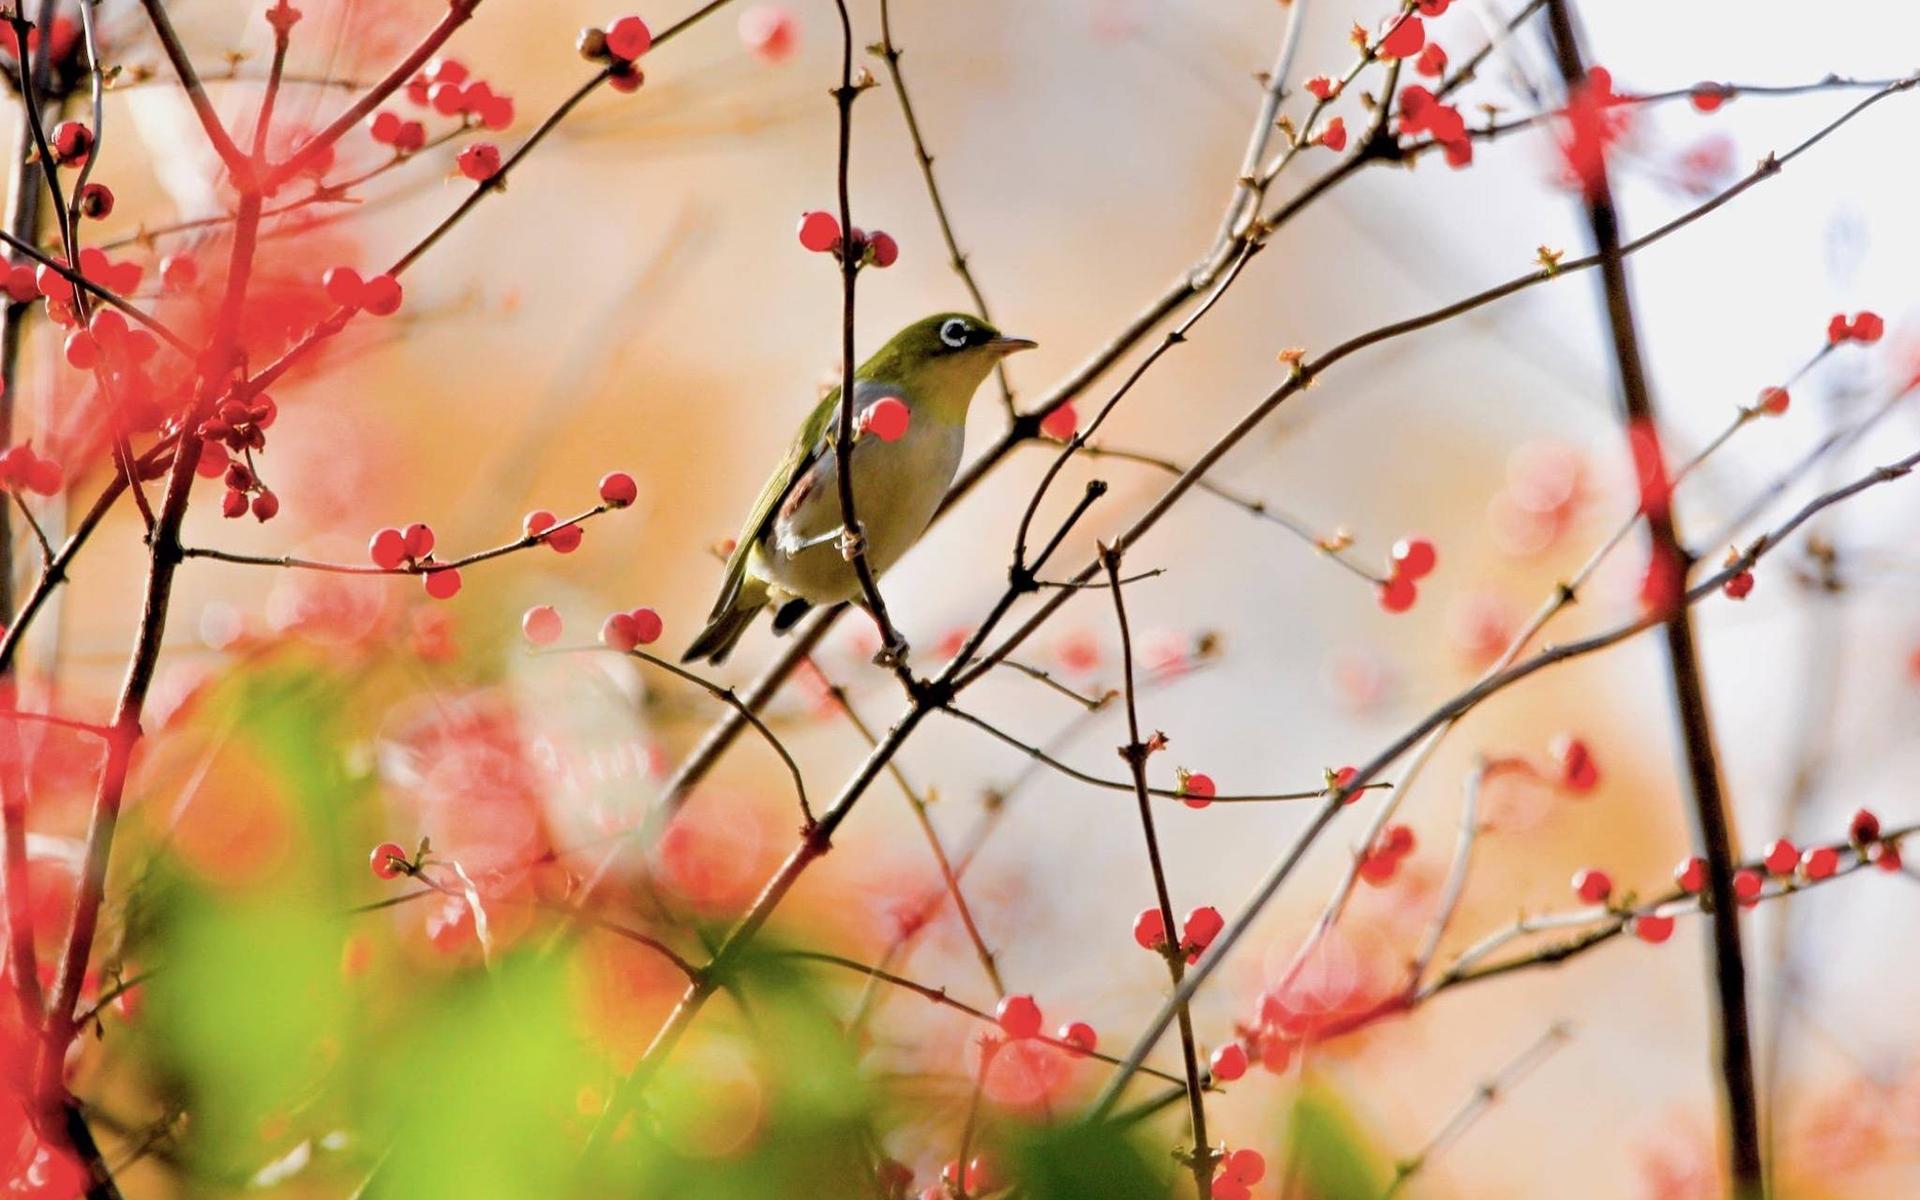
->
[1209, 1042, 1247, 1082]
[429, 57, 469, 85]
[1057, 1020, 1096, 1055]
[369, 527, 407, 569]
[160, 254, 198, 291]
[50, 121, 91, 163]
[1414, 43, 1447, 78]
[1182, 905, 1224, 953]
[1385, 824, 1415, 856]
[76, 182, 112, 219]
[1690, 83, 1726, 112]
[797, 209, 840, 253]
[1333, 765, 1360, 802]
[1733, 868, 1764, 903]
[860, 396, 910, 443]
[370, 110, 402, 144]
[428, 81, 465, 115]
[600, 612, 640, 651]
[456, 142, 502, 182]
[1376, 574, 1417, 613]
[5, 263, 41, 302]
[1800, 845, 1839, 881]
[1756, 386, 1789, 416]
[1634, 912, 1675, 944]
[1039, 402, 1077, 441]
[1305, 76, 1338, 101]
[1763, 838, 1798, 875]
[322, 267, 364, 307]
[1391, 535, 1437, 579]
[220, 488, 249, 519]
[1210, 1179, 1250, 1200]
[607, 63, 644, 93]
[369, 842, 409, 879]
[251, 489, 279, 522]
[599, 470, 638, 506]
[738, 5, 798, 63]
[606, 15, 653, 60]
[628, 606, 663, 645]
[360, 273, 403, 316]
[423, 568, 462, 599]
[394, 121, 426, 152]
[34, 263, 72, 302]
[1357, 848, 1399, 885]
[1849, 808, 1881, 844]
[522, 605, 563, 646]
[23, 457, 61, 496]
[88, 308, 126, 347]
[1674, 855, 1707, 894]
[1874, 842, 1902, 872]
[546, 522, 584, 554]
[1851, 311, 1885, 343]
[994, 993, 1042, 1039]
[62, 330, 98, 370]
[1723, 570, 1754, 600]
[1416, 0, 1451, 13]
[867, 230, 899, 268]
[1378, 14, 1424, 58]
[1133, 907, 1167, 950]
[402, 522, 436, 559]
[478, 95, 515, 131]
[1573, 867, 1612, 905]
[1551, 734, 1599, 793]
[1180, 771, 1215, 809]
[1223, 1148, 1266, 1186]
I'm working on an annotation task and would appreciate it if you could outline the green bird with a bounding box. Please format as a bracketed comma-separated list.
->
[684, 313, 1036, 665]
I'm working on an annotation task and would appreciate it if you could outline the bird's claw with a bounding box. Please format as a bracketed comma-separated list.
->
[837, 527, 867, 561]
[872, 633, 910, 669]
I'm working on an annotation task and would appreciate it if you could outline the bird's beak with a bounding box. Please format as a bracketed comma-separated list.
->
[986, 335, 1038, 356]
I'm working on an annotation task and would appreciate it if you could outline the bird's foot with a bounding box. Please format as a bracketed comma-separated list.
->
[872, 632, 910, 670]
[837, 527, 867, 561]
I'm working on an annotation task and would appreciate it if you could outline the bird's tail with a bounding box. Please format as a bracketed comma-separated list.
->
[682, 574, 769, 665]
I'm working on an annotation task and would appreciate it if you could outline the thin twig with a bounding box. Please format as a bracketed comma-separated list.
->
[1100, 542, 1212, 1197]
[873, 0, 1014, 417]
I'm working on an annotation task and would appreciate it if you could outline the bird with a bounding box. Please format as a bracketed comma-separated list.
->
[683, 313, 1036, 665]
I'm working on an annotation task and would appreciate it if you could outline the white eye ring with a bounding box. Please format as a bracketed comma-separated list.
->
[939, 319, 969, 349]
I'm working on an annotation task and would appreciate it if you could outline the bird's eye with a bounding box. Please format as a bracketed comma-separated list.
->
[939, 318, 970, 349]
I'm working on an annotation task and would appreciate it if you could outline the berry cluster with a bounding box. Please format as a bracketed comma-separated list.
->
[1398, 83, 1471, 167]
[1133, 904, 1225, 963]
[577, 15, 655, 93]
[1826, 310, 1884, 345]
[599, 606, 664, 651]
[216, 458, 278, 523]
[1357, 823, 1415, 885]
[0, 444, 63, 496]
[1210, 1148, 1266, 1200]
[400, 56, 516, 130]
[321, 266, 404, 317]
[796, 210, 900, 268]
[1375, 534, 1436, 613]
[524, 508, 584, 553]
[368, 523, 461, 597]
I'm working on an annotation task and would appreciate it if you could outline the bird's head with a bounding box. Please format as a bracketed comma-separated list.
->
[860, 313, 1036, 420]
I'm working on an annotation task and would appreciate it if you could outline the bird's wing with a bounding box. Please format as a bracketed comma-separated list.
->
[704, 385, 844, 620]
